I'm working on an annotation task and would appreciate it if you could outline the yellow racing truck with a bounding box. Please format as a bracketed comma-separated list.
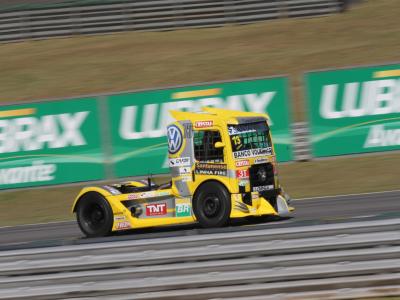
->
[72, 107, 294, 237]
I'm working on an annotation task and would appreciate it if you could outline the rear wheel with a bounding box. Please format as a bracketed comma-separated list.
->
[76, 192, 113, 237]
[193, 182, 231, 228]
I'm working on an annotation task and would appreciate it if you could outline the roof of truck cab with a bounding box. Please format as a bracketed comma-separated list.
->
[169, 107, 269, 125]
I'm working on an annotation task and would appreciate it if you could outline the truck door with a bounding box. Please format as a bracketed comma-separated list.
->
[192, 128, 232, 190]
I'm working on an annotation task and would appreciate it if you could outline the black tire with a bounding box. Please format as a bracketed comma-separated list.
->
[193, 181, 231, 228]
[76, 192, 114, 237]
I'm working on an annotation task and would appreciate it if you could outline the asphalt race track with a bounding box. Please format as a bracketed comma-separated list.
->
[0, 190, 399, 251]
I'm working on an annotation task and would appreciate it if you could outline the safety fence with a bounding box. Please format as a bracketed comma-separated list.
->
[0, 217, 399, 299]
[0, 0, 343, 42]
[0, 62, 399, 190]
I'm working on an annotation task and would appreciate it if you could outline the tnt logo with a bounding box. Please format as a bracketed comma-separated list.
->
[146, 203, 167, 216]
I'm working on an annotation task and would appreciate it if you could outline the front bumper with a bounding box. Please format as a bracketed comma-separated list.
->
[230, 191, 294, 218]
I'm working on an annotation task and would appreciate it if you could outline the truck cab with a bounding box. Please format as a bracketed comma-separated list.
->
[167, 107, 292, 227]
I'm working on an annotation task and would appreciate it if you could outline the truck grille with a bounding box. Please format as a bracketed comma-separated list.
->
[249, 163, 275, 191]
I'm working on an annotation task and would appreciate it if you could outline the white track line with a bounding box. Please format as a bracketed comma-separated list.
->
[294, 189, 400, 201]
[0, 220, 75, 230]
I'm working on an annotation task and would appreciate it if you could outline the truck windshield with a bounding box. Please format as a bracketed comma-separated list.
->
[228, 122, 273, 157]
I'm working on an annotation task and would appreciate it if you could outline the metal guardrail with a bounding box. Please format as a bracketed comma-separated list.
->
[0, 218, 399, 299]
[0, 0, 341, 42]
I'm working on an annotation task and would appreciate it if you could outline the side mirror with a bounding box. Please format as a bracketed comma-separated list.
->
[214, 141, 225, 149]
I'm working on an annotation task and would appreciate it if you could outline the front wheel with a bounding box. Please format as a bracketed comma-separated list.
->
[76, 192, 114, 237]
[193, 182, 231, 228]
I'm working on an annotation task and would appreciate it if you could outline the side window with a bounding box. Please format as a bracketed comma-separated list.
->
[193, 130, 224, 163]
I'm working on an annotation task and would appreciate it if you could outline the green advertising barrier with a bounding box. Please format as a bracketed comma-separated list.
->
[107, 77, 293, 178]
[305, 63, 400, 157]
[0, 98, 106, 189]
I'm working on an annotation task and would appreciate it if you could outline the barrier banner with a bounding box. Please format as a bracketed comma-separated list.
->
[107, 77, 293, 178]
[305, 63, 400, 157]
[0, 98, 105, 189]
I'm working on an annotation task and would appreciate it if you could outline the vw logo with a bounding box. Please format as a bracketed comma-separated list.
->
[167, 125, 183, 154]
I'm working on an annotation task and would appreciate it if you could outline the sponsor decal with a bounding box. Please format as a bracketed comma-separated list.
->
[194, 120, 213, 128]
[228, 125, 257, 136]
[233, 147, 272, 159]
[169, 157, 190, 167]
[364, 125, 400, 148]
[127, 193, 140, 200]
[0, 111, 89, 154]
[127, 191, 157, 200]
[103, 185, 121, 195]
[146, 203, 167, 216]
[167, 125, 183, 154]
[253, 185, 274, 192]
[236, 169, 249, 179]
[118, 92, 275, 140]
[319, 79, 400, 119]
[195, 163, 227, 176]
[0, 161, 56, 185]
[157, 190, 171, 196]
[238, 179, 248, 187]
[175, 197, 191, 204]
[181, 175, 192, 182]
[306, 66, 400, 158]
[179, 167, 191, 175]
[140, 191, 156, 198]
[235, 160, 250, 167]
[254, 158, 268, 164]
[115, 221, 131, 230]
[114, 215, 126, 221]
[175, 203, 191, 217]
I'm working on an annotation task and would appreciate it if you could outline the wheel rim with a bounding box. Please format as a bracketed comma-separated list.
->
[82, 203, 105, 229]
[203, 195, 221, 218]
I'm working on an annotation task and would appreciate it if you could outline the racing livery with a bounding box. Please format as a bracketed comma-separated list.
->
[72, 107, 294, 237]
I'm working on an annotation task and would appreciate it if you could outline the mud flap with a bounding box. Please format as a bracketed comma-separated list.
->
[276, 195, 290, 217]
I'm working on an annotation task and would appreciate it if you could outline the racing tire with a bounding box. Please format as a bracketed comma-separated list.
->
[193, 182, 231, 228]
[76, 192, 114, 238]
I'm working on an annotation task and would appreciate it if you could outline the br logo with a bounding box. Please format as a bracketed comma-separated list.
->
[167, 125, 183, 154]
